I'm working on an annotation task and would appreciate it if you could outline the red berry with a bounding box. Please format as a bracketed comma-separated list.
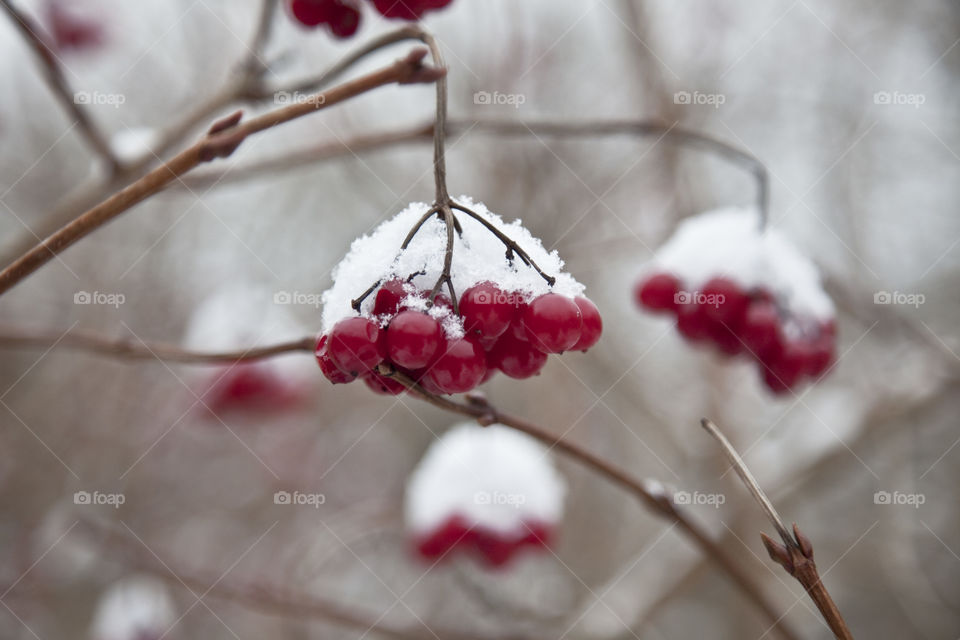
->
[507, 303, 530, 341]
[474, 527, 514, 567]
[427, 336, 487, 393]
[416, 514, 470, 560]
[289, 0, 337, 26]
[740, 301, 784, 361]
[327, 1, 360, 37]
[373, 279, 407, 316]
[636, 273, 681, 313]
[701, 277, 749, 327]
[675, 303, 712, 342]
[570, 296, 602, 351]
[761, 342, 807, 394]
[315, 334, 356, 383]
[522, 294, 582, 353]
[362, 371, 406, 395]
[327, 317, 384, 376]
[487, 332, 548, 379]
[386, 311, 443, 369]
[804, 335, 835, 378]
[459, 282, 515, 339]
[371, 0, 452, 19]
[46, 2, 102, 51]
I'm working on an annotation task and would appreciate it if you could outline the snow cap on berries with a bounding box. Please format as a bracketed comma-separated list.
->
[405, 422, 566, 544]
[90, 575, 175, 640]
[321, 197, 584, 338]
[648, 207, 834, 319]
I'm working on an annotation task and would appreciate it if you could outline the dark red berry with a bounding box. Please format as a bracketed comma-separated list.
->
[386, 310, 443, 369]
[507, 303, 530, 341]
[46, 2, 102, 51]
[427, 336, 487, 393]
[636, 273, 682, 313]
[373, 279, 407, 316]
[289, 0, 337, 26]
[327, 317, 384, 376]
[522, 294, 582, 353]
[570, 296, 602, 351]
[315, 334, 356, 384]
[675, 303, 712, 342]
[701, 277, 749, 327]
[487, 332, 548, 379]
[362, 371, 406, 395]
[416, 514, 470, 560]
[761, 342, 807, 394]
[740, 301, 784, 361]
[371, 0, 452, 19]
[327, 1, 360, 37]
[459, 282, 515, 338]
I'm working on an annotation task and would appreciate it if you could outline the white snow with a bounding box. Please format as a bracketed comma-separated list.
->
[648, 207, 835, 319]
[90, 575, 175, 640]
[404, 423, 566, 538]
[110, 127, 158, 164]
[321, 197, 585, 336]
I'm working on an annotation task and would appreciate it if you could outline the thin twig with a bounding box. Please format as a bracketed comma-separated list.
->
[0, 0, 120, 173]
[0, 49, 444, 297]
[377, 367, 799, 640]
[701, 418, 854, 640]
[0, 328, 314, 363]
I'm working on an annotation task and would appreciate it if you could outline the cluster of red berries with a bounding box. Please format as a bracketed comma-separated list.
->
[316, 280, 602, 395]
[288, 0, 452, 38]
[415, 514, 551, 568]
[635, 273, 835, 394]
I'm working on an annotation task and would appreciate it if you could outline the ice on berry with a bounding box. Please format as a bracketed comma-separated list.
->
[405, 422, 566, 567]
[89, 575, 176, 640]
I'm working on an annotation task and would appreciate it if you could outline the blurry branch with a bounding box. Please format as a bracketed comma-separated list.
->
[0, 49, 444, 297]
[380, 367, 800, 640]
[0, 328, 314, 363]
[0, 0, 120, 173]
[75, 519, 472, 640]
[178, 118, 769, 220]
[701, 419, 854, 640]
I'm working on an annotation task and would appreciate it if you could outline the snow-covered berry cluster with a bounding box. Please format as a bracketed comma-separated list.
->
[315, 199, 602, 395]
[634, 207, 836, 394]
[287, 0, 452, 38]
[405, 423, 566, 568]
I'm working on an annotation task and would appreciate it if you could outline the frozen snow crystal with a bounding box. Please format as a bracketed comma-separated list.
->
[405, 422, 566, 538]
[321, 197, 585, 336]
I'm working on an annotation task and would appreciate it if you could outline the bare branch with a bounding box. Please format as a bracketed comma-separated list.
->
[0, 0, 120, 172]
[701, 418, 854, 640]
[0, 48, 443, 297]
[0, 328, 314, 364]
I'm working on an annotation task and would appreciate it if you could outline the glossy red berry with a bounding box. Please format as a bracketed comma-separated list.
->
[315, 334, 356, 384]
[427, 336, 487, 393]
[362, 371, 406, 395]
[371, 0, 452, 19]
[522, 294, 582, 353]
[740, 301, 783, 361]
[373, 279, 407, 316]
[387, 310, 443, 369]
[570, 296, 602, 351]
[507, 304, 530, 341]
[636, 273, 681, 313]
[327, 317, 384, 376]
[289, 0, 337, 26]
[459, 282, 515, 338]
[487, 332, 548, 379]
[327, 1, 360, 37]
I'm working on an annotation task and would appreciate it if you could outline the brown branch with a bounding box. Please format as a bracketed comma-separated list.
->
[701, 418, 854, 640]
[0, 0, 120, 173]
[0, 48, 444, 298]
[379, 367, 800, 640]
[0, 328, 314, 364]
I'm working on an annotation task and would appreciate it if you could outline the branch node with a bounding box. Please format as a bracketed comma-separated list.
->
[761, 533, 794, 574]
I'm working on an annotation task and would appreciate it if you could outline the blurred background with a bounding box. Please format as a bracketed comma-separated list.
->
[0, 0, 958, 638]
